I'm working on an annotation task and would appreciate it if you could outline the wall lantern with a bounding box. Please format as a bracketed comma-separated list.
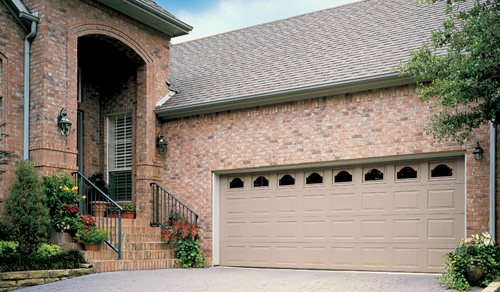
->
[156, 133, 168, 154]
[57, 108, 72, 136]
[473, 142, 484, 160]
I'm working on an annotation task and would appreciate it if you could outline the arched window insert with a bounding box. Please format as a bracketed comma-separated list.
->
[364, 168, 384, 181]
[397, 166, 417, 179]
[334, 170, 352, 183]
[279, 174, 295, 186]
[229, 177, 244, 189]
[253, 176, 269, 187]
[306, 172, 323, 184]
[431, 164, 453, 177]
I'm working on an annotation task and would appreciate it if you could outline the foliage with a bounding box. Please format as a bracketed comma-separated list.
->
[161, 218, 204, 268]
[0, 123, 16, 174]
[0, 241, 19, 257]
[43, 172, 82, 232]
[89, 173, 110, 195]
[108, 203, 134, 213]
[74, 225, 107, 245]
[0, 221, 12, 241]
[439, 232, 500, 290]
[5, 160, 51, 255]
[399, 0, 500, 143]
[0, 250, 87, 272]
[36, 243, 63, 259]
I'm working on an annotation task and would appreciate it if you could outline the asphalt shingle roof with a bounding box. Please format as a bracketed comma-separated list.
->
[163, 0, 450, 110]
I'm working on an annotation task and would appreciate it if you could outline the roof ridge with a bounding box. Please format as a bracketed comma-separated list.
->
[173, 0, 371, 45]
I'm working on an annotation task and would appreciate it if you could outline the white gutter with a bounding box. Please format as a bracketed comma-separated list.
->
[490, 121, 496, 238]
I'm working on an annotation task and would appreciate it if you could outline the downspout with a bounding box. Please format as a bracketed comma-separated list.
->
[490, 121, 496, 238]
[22, 13, 38, 160]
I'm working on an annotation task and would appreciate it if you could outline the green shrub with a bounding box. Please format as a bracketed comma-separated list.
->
[0, 221, 11, 241]
[5, 160, 51, 255]
[0, 250, 86, 272]
[36, 243, 62, 258]
[74, 226, 107, 245]
[439, 232, 500, 291]
[0, 241, 18, 257]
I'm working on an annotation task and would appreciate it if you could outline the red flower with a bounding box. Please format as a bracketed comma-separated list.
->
[190, 225, 198, 237]
[85, 234, 89, 237]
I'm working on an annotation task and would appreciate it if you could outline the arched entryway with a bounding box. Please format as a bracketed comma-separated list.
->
[77, 34, 145, 205]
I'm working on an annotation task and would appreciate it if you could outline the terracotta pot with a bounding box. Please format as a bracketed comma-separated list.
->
[84, 244, 99, 251]
[122, 212, 135, 219]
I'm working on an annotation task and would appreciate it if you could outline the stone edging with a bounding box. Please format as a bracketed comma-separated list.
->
[483, 282, 500, 292]
[0, 268, 94, 291]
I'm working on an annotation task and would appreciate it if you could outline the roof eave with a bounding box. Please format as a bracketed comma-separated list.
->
[1, 0, 39, 32]
[156, 72, 414, 121]
[95, 0, 192, 37]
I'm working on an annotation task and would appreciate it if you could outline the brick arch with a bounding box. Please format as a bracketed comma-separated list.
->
[70, 24, 153, 64]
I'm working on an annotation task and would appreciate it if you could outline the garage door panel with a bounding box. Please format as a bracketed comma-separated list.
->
[220, 158, 465, 272]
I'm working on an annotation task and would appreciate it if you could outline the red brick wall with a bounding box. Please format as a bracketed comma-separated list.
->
[0, 2, 27, 216]
[161, 85, 491, 257]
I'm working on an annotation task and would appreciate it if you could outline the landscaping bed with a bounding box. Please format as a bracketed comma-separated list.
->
[0, 268, 93, 291]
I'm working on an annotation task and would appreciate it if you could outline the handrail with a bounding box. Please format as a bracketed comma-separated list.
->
[150, 182, 199, 228]
[73, 172, 122, 259]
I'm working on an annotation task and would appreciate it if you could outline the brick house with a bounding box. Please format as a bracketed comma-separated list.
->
[0, 0, 498, 273]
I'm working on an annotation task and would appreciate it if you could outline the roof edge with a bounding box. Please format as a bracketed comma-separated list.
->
[1, 0, 39, 32]
[156, 72, 414, 121]
[95, 0, 192, 37]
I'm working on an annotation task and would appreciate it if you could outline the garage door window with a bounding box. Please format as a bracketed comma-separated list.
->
[334, 170, 353, 183]
[253, 176, 269, 187]
[364, 167, 384, 182]
[306, 172, 323, 185]
[396, 165, 418, 180]
[430, 163, 453, 178]
[229, 177, 244, 189]
[279, 174, 295, 186]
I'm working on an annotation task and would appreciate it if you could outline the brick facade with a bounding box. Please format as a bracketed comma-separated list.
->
[160, 85, 494, 257]
[0, 2, 26, 214]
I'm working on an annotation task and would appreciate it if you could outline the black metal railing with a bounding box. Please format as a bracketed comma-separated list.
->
[74, 172, 123, 259]
[150, 182, 199, 229]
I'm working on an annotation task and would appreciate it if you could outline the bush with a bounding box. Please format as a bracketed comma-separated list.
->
[439, 232, 500, 291]
[5, 160, 51, 255]
[161, 219, 204, 268]
[0, 241, 18, 257]
[36, 243, 63, 259]
[0, 250, 86, 272]
[0, 221, 12, 241]
[43, 172, 81, 233]
[74, 225, 107, 245]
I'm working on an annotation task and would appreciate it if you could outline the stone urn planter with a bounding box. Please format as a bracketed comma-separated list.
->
[465, 265, 484, 286]
[90, 201, 108, 217]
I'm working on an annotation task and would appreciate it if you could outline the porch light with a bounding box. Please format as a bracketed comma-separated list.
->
[156, 133, 168, 154]
[473, 142, 484, 160]
[57, 108, 72, 136]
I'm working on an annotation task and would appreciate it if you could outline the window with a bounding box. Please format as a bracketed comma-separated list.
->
[364, 168, 384, 181]
[334, 170, 352, 183]
[108, 113, 132, 201]
[279, 174, 295, 186]
[431, 164, 453, 178]
[397, 166, 417, 179]
[229, 177, 244, 189]
[253, 176, 269, 187]
[306, 172, 323, 184]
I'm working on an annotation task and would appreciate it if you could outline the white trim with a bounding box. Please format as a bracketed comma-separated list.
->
[212, 172, 220, 266]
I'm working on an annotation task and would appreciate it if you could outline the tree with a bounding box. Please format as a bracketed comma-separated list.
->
[0, 123, 15, 174]
[399, 0, 500, 143]
[5, 160, 51, 255]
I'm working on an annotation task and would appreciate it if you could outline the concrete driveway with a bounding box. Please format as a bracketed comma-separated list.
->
[20, 267, 483, 292]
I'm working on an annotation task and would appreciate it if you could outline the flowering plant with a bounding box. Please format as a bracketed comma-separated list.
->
[74, 225, 107, 245]
[439, 232, 500, 290]
[161, 218, 204, 268]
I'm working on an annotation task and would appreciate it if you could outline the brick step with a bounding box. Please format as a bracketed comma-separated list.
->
[90, 259, 178, 273]
[122, 233, 163, 243]
[94, 217, 153, 228]
[85, 249, 174, 261]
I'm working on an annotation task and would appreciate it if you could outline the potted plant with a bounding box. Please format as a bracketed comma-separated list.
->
[108, 203, 136, 219]
[74, 225, 107, 251]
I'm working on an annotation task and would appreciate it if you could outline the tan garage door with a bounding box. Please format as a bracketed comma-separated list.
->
[220, 158, 465, 272]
